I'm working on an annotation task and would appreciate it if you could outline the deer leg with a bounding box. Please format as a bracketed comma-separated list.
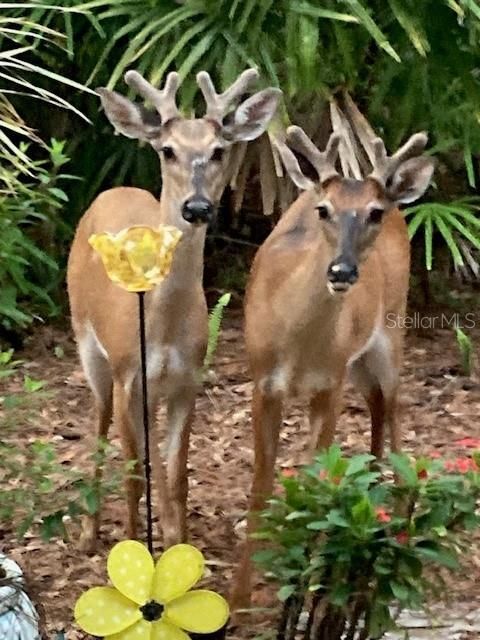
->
[308, 385, 343, 456]
[161, 387, 196, 547]
[231, 387, 283, 610]
[77, 334, 113, 551]
[350, 358, 386, 458]
[354, 328, 402, 457]
[384, 390, 400, 453]
[113, 378, 143, 540]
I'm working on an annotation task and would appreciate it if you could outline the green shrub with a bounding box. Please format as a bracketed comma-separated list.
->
[0, 357, 128, 541]
[254, 445, 480, 640]
[0, 139, 77, 330]
[6, 2, 480, 224]
[0, 437, 128, 541]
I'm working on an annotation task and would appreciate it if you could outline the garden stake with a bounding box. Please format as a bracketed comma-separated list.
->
[75, 225, 230, 640]
[138, 290, 153, 554]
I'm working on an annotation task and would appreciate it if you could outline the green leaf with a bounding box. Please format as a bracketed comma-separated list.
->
[23, 375, 46, 393]
[351, 496, 374, 524]
[464, 144, 476, 188]
[342, 0, 401, 61]
[277, 584, 296, 602]
[203, 292, 231, 372]
[387, 0, 429, 56]
[389, 453, 417, 484]
[327, 510, 349, 527]
[286, 510, 310, 521]
[151, 17, 217, 86]
[345, 453, 375, 476]
[415, 543, 459, 569]
[424, 213, 433, 271]
[434, 215, 464, 267]
[306, 520, 330, 530]
[291, 2, 359, 22]
[177, 30, 217, 81]
[330, 582, 351, 606]
[443, 211, 480, 252]
[390, 580, 410, 602]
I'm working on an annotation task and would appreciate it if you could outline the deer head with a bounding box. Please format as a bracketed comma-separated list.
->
[275, 127, 434, 293]
[96, 69, 281, 228]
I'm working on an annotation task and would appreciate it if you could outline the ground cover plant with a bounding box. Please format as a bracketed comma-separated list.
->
[0, 349, 128, 542]
[255, 445, 480, 639]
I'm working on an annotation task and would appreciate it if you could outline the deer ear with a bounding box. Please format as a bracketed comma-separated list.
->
[387, 156, 435, 204]
[96, 88, 163, 140]
[223, 88, 281, 142]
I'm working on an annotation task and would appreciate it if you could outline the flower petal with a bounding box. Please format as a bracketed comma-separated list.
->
[152, 545, 204, 604]
[89, 226, 182, 292]
[74, 586, 141, 636]
[107, 540, 155, 605]
[164, 590, 229, 633]
[151, 620, 190, 640]
[109, 619, 152, 639]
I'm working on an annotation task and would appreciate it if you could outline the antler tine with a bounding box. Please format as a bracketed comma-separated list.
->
[124, 70, 180, 123]
[370, 132, 428, 185]
[196, 68, 259, 124]
[287, 126, 340, 183]
[272, 135, 315, 191]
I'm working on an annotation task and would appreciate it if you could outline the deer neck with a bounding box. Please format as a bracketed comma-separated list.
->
[156, 186, 207, 291]
[290, 227, 344, 334]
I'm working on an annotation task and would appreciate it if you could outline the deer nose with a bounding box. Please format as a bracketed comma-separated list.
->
[327, 261, 359, 285]
[182, 198, 214, 224]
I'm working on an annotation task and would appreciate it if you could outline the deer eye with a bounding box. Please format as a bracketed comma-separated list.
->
[211, 147, 225, 162]
[369, 207, 385, 224]
[316, 205, 330, 220]
[161, 146, 176, 161]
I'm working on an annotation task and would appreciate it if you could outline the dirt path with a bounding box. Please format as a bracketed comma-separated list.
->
[1, 314, 480, 638]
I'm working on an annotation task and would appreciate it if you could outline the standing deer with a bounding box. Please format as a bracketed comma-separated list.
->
[231, 126, 434, 606]
[67, 68, 281, 550]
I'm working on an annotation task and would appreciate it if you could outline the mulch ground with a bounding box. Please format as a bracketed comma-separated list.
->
[1, 309, 480, 639]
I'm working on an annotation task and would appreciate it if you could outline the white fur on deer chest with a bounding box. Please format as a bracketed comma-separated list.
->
[147, 345, 186, 382]
[259, 364, 332, 398]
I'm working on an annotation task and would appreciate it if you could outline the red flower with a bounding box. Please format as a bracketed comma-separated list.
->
[318, 470, 341, 484]
[455, 458, 478, 473]
[282, 468, 298, 478]
[417, 469, 428, 480]
[455, 438, 480, 449]
[375, 507, 391, 523]
[445, 458, 478, 474]
[395, 531, 410, 545]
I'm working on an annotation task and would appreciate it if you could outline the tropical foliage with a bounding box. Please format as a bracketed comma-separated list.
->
[1, 1, 480, 331]
[0, 140, 76, 330]
[255, 445, 480, 640]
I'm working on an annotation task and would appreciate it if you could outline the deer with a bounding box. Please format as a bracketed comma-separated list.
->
[231, 125, 434, 607]
[67, 67, 281, 551]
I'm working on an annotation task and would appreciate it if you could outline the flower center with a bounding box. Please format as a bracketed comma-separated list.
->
[140, 600, 164, 622]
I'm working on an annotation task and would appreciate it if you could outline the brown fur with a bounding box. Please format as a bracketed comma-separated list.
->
[67, 72, 281, 551]
[231, 179, 411, 607]
[68, 184, 210, 550]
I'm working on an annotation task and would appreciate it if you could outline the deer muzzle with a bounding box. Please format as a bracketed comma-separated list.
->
[326, 210, 360, 294]
[181, 197, 214, 225]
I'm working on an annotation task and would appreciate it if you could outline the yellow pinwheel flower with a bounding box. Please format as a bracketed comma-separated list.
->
[89, 225, 182, 292]
[74, 541, 229, 639]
